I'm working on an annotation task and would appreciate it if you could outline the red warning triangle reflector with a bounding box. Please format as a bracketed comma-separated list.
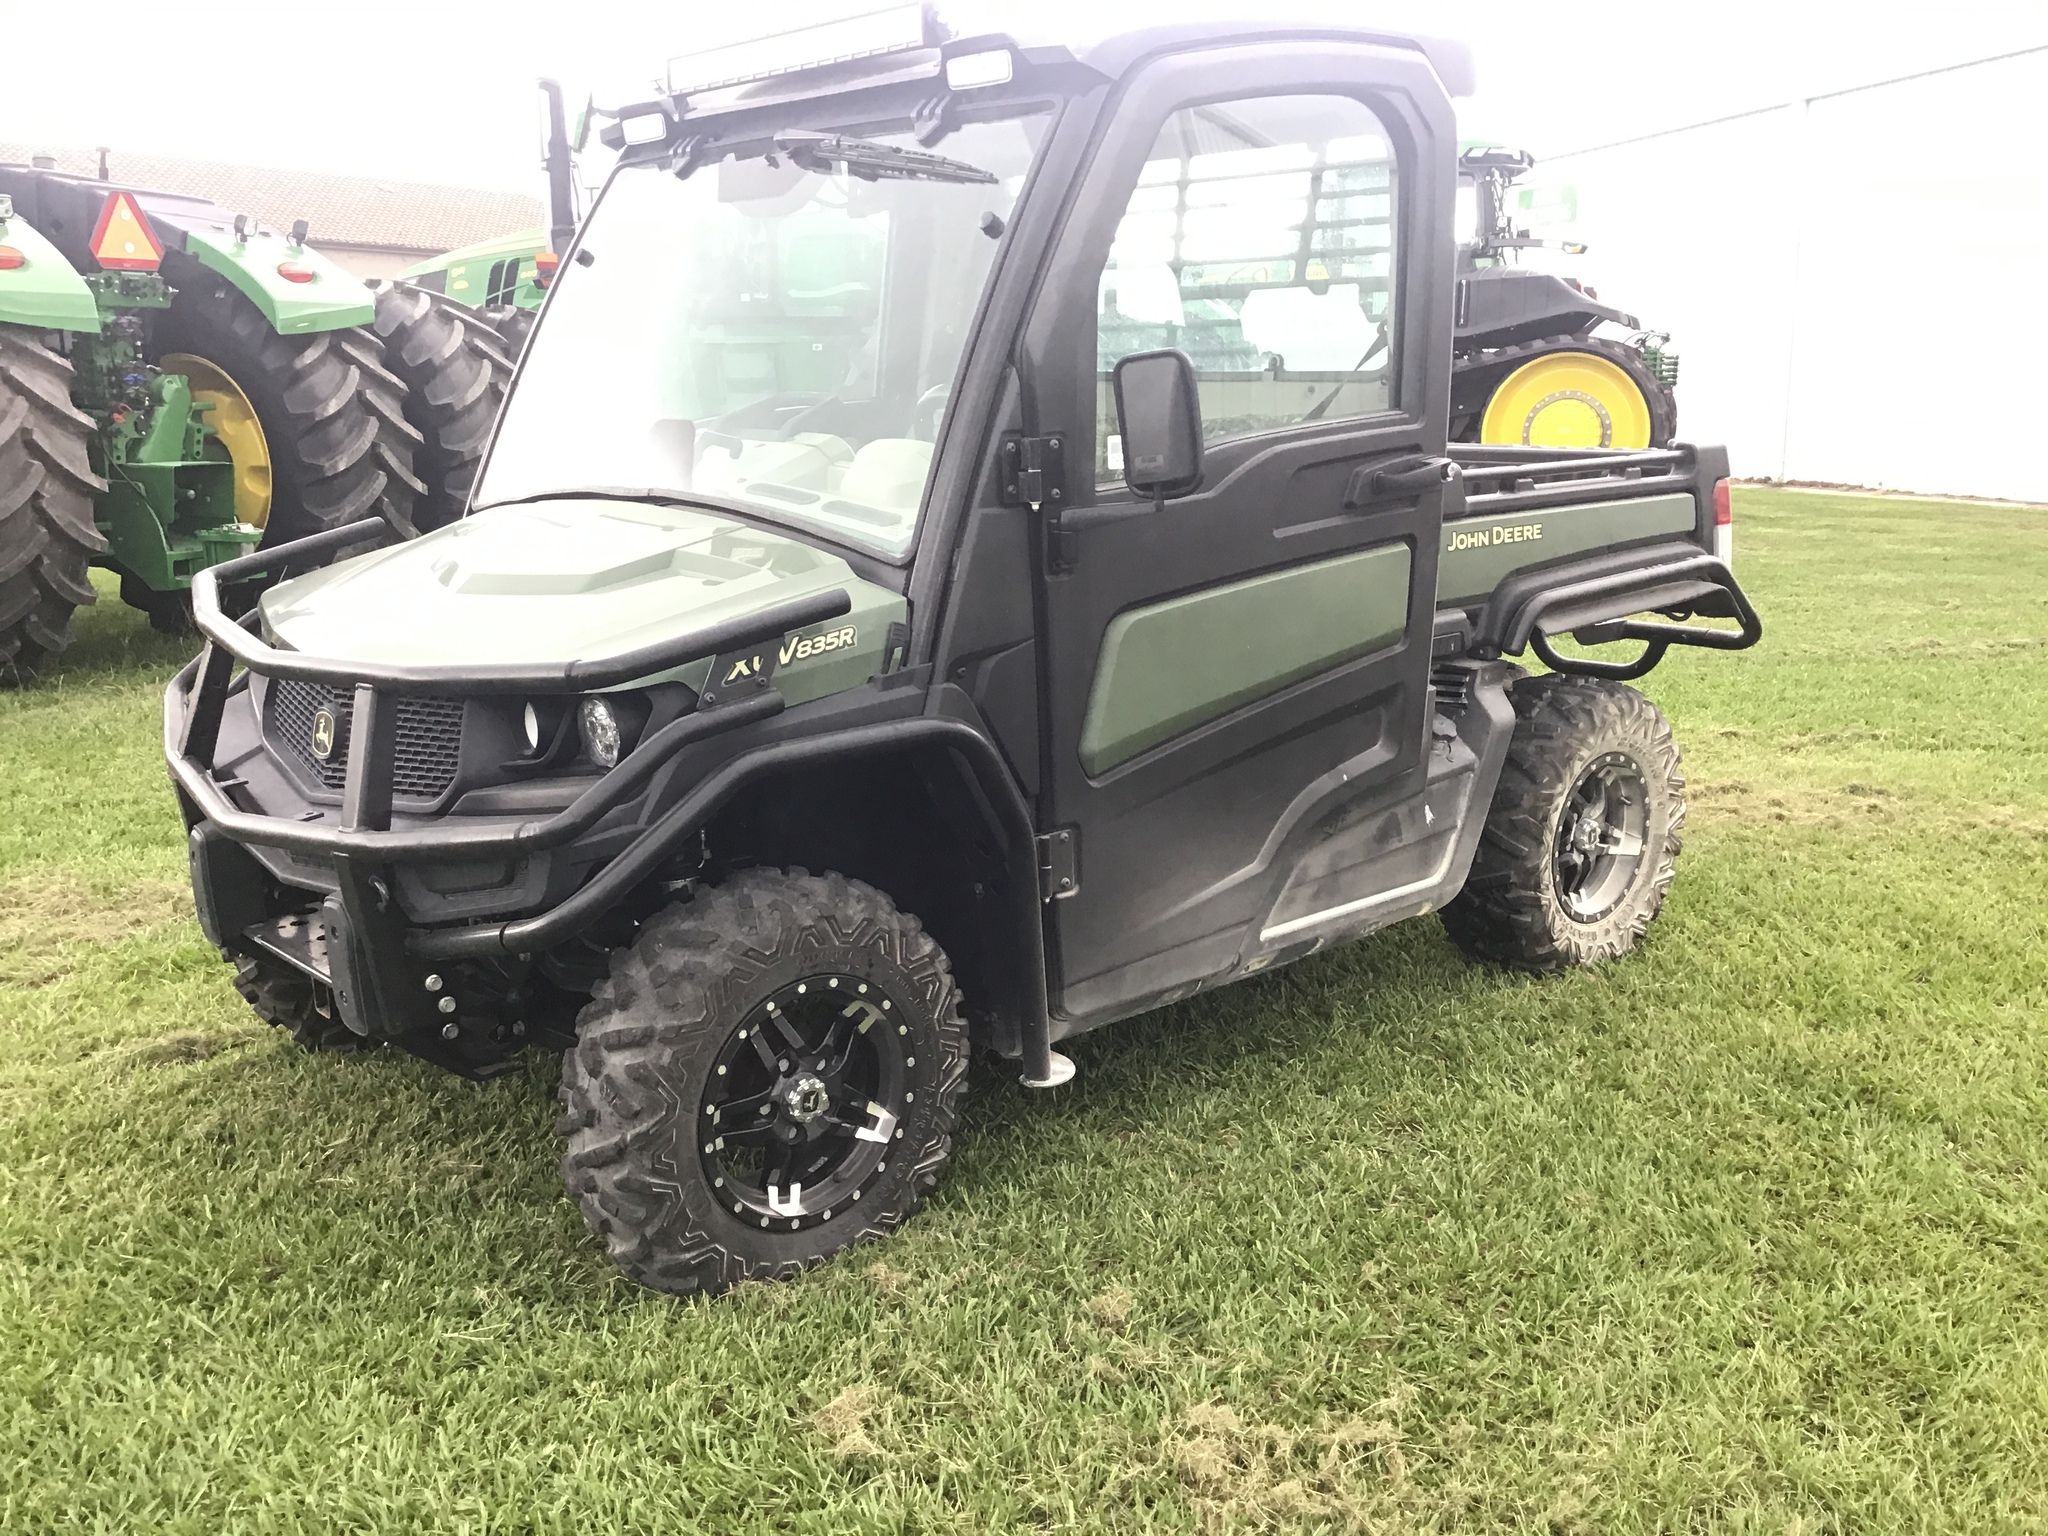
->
[90, 192, 165, 272]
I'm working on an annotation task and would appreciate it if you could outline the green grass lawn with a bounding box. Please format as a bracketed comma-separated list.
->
[3, 488, 2046, 1533]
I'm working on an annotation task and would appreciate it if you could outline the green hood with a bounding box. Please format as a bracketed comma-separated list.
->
[258, 499, 905, 703]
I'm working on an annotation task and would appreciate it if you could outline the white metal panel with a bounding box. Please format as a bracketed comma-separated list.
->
[1542, 49, 2048, 503]
[1784, 51, 2048, 500]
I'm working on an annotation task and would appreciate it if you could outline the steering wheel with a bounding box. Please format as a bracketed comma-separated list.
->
[911, 384, 951, 442]
[779, 393, 845, 438]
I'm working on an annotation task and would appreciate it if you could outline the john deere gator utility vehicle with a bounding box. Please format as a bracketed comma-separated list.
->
[1451, 146, 1678, 449]
[166, 12, 1760, 1296]
[0, 163, 509, 677]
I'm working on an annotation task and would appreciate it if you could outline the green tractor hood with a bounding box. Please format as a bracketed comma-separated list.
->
[258, 499, 906, 704]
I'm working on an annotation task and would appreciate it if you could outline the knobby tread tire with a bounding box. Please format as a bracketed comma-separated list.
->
[233, 955, 362, 1055]
[478, 304, 535, 356]
[372, 284, 513, 531]
[1442, 675, 1686, 973]
[153, 260, 424, 545]
[0, 325, 107, 681]
[557, 868, 969, 1297]
[1453, 332, 1679, 448]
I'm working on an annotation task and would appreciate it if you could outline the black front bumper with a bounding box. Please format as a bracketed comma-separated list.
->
[167, 517, 849, 1044]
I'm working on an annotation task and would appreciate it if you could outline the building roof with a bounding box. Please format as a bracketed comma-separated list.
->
[0, 142, 540, 255]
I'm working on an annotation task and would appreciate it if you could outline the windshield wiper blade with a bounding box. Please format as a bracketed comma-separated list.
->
[470, 486, 715, 515]
[773, 130, 995, 186]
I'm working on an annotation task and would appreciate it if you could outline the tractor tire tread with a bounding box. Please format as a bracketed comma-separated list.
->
[0, 326, 107, 681]
[372, 284, 513, 531]
[153, 264, 423, 545]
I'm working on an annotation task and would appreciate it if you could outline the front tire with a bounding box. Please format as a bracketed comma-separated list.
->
[233, 954, 361, 1054]
[557, 869, 968, 1296]
[1442, 675, 1686, 972]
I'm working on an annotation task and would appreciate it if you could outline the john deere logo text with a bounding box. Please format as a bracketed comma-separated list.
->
[310, 708, 338, 761]
[1447, 522, 1544, 552]
[779, 625, 856, 667]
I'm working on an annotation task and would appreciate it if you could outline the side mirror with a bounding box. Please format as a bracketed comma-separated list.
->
[1112, 348, 1203, 500]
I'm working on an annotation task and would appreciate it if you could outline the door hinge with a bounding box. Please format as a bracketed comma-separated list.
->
[1000, 433, 1067, 511]
[1037, 827, 1078, 902]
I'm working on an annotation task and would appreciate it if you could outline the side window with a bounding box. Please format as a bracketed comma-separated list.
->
[1095, 93, 1400, 483]
[486, 258, 524, 307]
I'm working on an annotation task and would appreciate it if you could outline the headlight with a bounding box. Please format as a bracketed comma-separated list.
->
[579, 697, 623, 768]
[523, 702, 544, 753]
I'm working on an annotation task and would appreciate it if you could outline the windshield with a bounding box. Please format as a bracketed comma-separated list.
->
[474, 109, 1050, 560]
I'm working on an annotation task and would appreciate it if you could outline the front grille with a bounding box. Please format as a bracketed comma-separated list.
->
[268, 678, 465, 800]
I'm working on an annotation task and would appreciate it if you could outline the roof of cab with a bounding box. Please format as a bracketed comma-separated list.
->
[1055, 20, 1475, 98]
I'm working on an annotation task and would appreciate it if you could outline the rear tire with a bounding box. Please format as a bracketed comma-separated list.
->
[478, 304, 534, 355]
[1442, 675, 1686, 972]
[1454, 333, 1678, 448]
[557, 869, 968, 1296]
[232, 954, 362, 1055]
[152, 262, 424, 545]
[0, 325, 106, 683]
[372, 284, 513, 532]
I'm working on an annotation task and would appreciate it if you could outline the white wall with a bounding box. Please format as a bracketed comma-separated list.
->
[1544, 47, 2048, 503]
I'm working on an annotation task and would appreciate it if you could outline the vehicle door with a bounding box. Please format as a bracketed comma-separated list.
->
[1019, 39, 1459, 1024]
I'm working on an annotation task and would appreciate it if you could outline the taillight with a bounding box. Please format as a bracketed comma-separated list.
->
[276, 262, 316, 283]
[1712, 478, 1734, 565]
[0, 246, 24, 271]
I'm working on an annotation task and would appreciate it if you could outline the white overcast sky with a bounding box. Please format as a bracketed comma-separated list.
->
[4, 0, 2044, 194]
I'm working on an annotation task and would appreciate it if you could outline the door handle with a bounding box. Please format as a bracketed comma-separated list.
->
[1345, 456, 1458, 507]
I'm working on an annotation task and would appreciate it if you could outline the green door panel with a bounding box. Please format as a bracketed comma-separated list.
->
[1436, 492, 1695, 604]
[0, 215, 101, 332]
[180, 227, 375, 333]
[1078, 545, 1413, 777]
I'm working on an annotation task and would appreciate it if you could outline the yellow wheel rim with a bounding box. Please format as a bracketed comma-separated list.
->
[1479, 350, 1654, 450]
[160, 352, 274, 529]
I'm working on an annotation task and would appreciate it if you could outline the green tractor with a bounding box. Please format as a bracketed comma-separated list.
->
[1450, 146, 1679, 449]
[0, 163, 511, 678]
[397, 80, 590, 354]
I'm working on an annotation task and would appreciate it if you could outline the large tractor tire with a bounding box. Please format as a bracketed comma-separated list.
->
[0, 325, 107, 682]
[1456, 334, 1678, 450]
[372, 285, 513, 532]
[478, 304, 535, 356]
[151, 261, 424, 546]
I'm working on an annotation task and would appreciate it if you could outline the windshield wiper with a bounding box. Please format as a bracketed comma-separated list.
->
[470, 485, 717, 515]
[773, 130, 995, 186]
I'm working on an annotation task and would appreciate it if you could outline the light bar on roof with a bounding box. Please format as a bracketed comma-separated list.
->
[668, 4, 935, 95]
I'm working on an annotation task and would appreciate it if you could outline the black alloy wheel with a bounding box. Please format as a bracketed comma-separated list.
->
[700, 972, 918, 1233]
